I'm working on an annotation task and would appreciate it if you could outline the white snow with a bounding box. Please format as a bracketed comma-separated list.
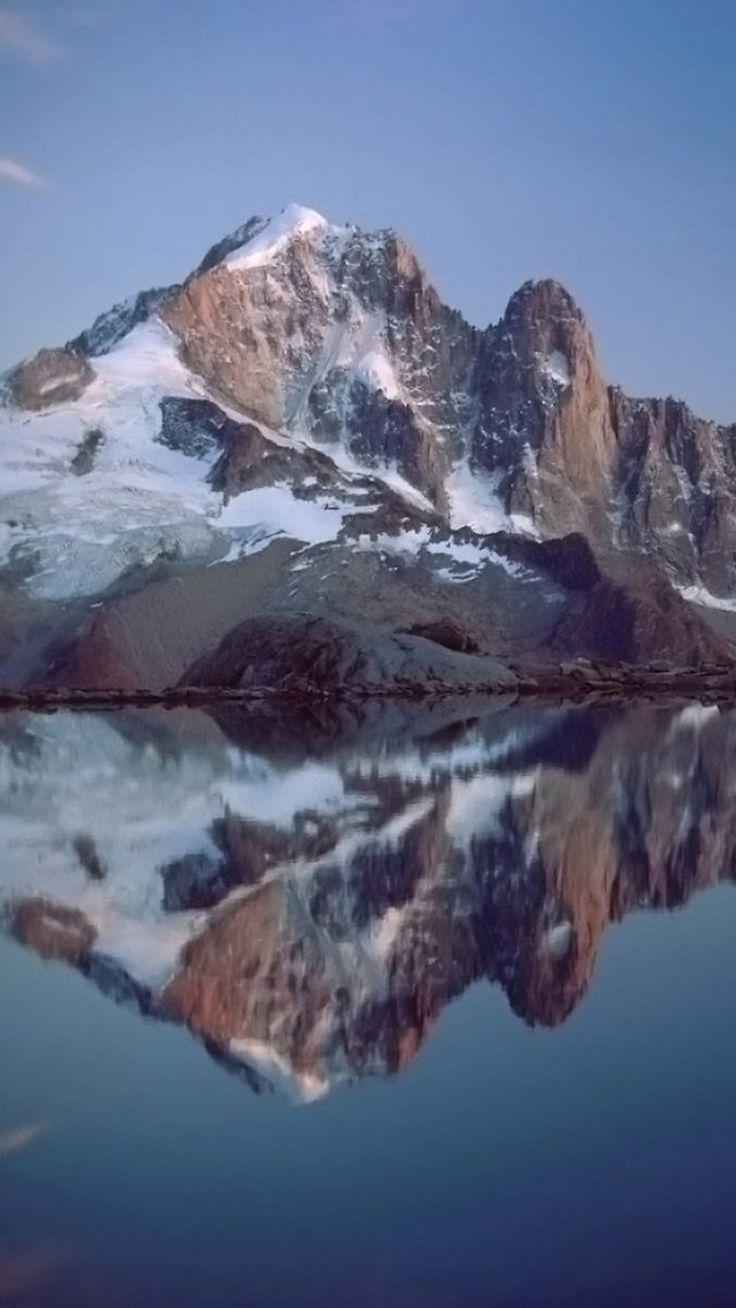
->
[662, 521, 687, 536]
[0, 320, 226, 597]
[378, 465, 433, 511]
[676, 704, 720, 730]
[446, 769, 538, 846]
[0, 223, 543, 606]
[217, 483, 346, 551]
[355, 348, 401, 399]
[219, 760, 366, 828]
[446, 462, 539, 538]
[0, 712, 381, 990]
[38, 371, 83, 396]
[541, 920, 573, 960]
[228, 1038, 330, 1104]
[355, 523, 533, 583]
[224, 204, 339, 273]
[675, 582, 736, 612]
[0, 705, 583, 1102]
[0, 319, 361, 597]
[348, 720, 554, 787]
[541, 350, 571, 387]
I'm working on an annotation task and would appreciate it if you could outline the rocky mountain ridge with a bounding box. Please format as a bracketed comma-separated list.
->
[1, 203, 734, 687]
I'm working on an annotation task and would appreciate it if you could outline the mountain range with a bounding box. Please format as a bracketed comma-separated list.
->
[2, 202, 735, 691]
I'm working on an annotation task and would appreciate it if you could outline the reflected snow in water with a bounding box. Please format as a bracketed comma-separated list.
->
[1, 699, 736, 1306]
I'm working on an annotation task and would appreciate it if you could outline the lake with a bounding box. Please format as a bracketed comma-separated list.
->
[1, 699, 736, 1307]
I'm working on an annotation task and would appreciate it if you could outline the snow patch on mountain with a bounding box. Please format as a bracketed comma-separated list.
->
[675, 582, 736, 612]
[446, 462, 538, 538]
[354, 524, 533, 584]
[541, 350, 571, 387]
[0, 318, 394, 597]
[0, 319, 225, 597]
[217, 484, 348, 560]
[355, 348, 401, 399]
[224, 204, 343, 273]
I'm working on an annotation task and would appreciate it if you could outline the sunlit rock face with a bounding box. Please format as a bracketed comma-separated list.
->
[1, 203, 735, 689]
[2, 701, 735, 1102]
[161, 214, 476, 510]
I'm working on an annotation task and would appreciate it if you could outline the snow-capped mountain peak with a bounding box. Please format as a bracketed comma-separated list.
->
[221, 202, 345, 272]
[1, 203, 734, 688]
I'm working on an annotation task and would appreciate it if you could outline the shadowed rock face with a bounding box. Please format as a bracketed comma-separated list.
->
[608, 390, 736, 597]
[182, 612, 515, 693]
[546, 566, 727, 664]
[2, 702, 735, 1101]
[469, 281, 736, 600]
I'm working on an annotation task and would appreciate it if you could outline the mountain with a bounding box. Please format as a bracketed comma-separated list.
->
[1, 202, 733, 689]
[2, 701, 734, 1100]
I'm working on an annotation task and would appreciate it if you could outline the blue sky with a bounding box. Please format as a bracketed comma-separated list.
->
[1, 0, 734, 420]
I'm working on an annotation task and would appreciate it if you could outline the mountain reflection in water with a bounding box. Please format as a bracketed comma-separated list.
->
[1, 698, 733, 1102]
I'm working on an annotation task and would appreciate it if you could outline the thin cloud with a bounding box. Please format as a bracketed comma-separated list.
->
[0, 155, 47, 190]
[0, 5, 60, 63]
[0, 1118, 51, 1156]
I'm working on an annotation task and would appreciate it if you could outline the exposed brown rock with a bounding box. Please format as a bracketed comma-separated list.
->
[11, 898, 96, 965]
[7, 346, 93, 409]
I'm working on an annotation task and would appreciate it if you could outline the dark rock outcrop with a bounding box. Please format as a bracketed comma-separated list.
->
[71, 286, 177, 357]
[182, 612, 513, 693]
[548, 568, 729, 664]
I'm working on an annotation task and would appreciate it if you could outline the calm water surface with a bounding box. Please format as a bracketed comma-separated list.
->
[1, 700, 736, 1307]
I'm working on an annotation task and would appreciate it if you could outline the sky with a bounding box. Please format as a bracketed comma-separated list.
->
[1, 0, 734, 421]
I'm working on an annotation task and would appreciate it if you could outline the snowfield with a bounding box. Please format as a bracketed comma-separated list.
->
[0, 313, 534, 601]
[0, 318, 406, 599]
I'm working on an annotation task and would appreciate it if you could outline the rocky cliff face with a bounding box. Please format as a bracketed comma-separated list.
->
[470, 279, 736, 609]
[608, 390, 736, 599]
[1, 202, 734, 686]
[2, 702, 735, 1099]
[160, 212, 476, 512]
[471, 279, 616, 536]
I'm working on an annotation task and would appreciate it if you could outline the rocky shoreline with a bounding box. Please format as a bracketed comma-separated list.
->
[3, 659, 736, 711]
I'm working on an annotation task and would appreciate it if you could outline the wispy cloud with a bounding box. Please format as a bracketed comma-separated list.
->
[0, 155, 47, 190]
[0, 5, 60, 64]
[0, 1118, 51, 1156]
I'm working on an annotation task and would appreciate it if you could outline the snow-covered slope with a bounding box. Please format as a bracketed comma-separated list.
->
[0, 317, 387, 600]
